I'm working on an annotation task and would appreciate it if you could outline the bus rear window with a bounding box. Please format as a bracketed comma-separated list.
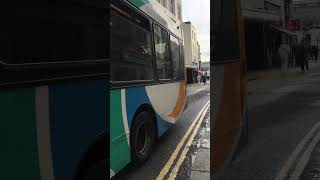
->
[213, 0, 240, 62]
[0, 1, 108, 64]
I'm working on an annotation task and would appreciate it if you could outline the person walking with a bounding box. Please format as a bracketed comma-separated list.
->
[202, 72, 206, 85]
[197, 73, 201, 85]
[305, 38, 311, 70]
[278, 39, 291, 78]
[296, 38, 309, 73]
[309, 46, 314, 61]
[314, 46, 319, 62]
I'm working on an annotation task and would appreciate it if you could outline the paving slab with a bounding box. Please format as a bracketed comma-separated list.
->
[190, 170, 210, 180]
[191, 148, 210, 172]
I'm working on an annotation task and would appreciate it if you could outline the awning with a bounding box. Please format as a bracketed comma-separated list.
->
[242, 8, 280, 22]
[270, 26, 298, 36]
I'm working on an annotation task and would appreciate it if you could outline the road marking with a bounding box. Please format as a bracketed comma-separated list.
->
[291, 130, 320, 180]
[168, 103, 210, 180]
[156, 101, 210, 180]
[275, 121, 320, 180]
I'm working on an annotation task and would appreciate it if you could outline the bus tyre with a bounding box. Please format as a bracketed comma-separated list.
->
[80, 159, 107, 180]
[130, 111, 156, 166]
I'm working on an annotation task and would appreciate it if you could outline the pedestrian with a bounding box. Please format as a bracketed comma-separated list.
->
[202, 73, 206, 85]
[305, 38, 311, 70]
[314, 46, 319, 62]
[278, 39, 291, 78]
[309, 46, 314, 61]
[197, 73, 201, 85]
[293, 44, 299, 67]
[296, 38, 309, 73]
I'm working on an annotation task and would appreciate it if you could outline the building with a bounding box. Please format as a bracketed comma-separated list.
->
[181, 22, 201, 83]
[156, 0, 182, 21]
[197, 41, 201, 67]
[293, 0, 320, 29]
[242, 0, 293, 70]
[181, 22, 199, 67]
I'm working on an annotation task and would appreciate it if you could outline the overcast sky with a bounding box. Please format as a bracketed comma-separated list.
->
[182, 0, 210, 62]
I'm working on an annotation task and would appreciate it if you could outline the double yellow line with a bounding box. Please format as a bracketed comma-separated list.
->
[156, 100, 210, 180]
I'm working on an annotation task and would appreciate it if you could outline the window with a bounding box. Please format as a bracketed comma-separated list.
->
[170, 35, 180, 80]
[0, 2, 107, 64]
[0, 1, 108, 86]
[154, 24, 172, 80]
[161, 0, 167, 8]
[111, 9, 154, 81]
[177, 4, 182, 20]
[213, 0, 240, 62]
[170, 0, 175, 14]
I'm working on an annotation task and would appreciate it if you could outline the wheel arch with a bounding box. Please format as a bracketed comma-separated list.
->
[73, 130, 109, 180]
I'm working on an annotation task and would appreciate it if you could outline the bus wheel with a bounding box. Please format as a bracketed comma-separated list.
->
[79, 159, 107, 180]
[130, 111, 156, 166]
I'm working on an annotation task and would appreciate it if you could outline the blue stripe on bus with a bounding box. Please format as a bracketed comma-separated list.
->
[125, 87, 151, 128]
[125, 87, 172, 137]
[48, 80, 107, 180]
[155, 114, 172, 137]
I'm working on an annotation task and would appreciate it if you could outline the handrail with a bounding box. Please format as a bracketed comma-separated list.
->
[0, 59, 110, 71]
[211, 58, 240, 65]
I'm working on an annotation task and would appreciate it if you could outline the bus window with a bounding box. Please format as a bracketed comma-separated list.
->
[0, 3, 107, 64]
[110, 10, 154, 82]
[213, 0, 240, 62]
[170, 35, 181, 80]
[154, 24, 173, 80]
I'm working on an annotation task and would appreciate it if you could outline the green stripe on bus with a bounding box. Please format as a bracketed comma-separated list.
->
[110, 90, 131, 173]
[129, 0, 150, 7]
[0, 88, 41, 180]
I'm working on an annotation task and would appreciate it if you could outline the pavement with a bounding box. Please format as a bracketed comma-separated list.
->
[219, 61, 320, 180]
[187, 83, 209, 97]
[247, 61, 320, 110]
[177, 83, 210, 180]
[189, 110, 210, 180]
[301, 140, 320, 180]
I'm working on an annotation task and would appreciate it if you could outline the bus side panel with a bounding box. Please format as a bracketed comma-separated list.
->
[110, 89, 131, 175]
[212, 63, 242, 174]
[0, 88, 41, 180]
[145, 82, 186, 136]
[124, 85, 178, 137]
[48, 80, 107, 180]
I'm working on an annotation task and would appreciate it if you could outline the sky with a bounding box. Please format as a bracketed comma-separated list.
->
[182, 0, 210, 62]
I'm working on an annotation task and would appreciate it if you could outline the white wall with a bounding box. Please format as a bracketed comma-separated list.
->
[182, 22, 199, 66]
[182, 23, 192, 66]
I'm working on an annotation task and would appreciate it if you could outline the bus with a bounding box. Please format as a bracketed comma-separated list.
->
[110, 0, 186, 178]
[212, 0, 248, 178]
[0, 1, 108, 180]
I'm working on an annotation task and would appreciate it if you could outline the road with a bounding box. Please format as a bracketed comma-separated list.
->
[220, 64, 320, 180]
[112, 84, 210, 180]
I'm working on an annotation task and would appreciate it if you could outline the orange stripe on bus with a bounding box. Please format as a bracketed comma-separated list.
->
[168, 81, 186, 120]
